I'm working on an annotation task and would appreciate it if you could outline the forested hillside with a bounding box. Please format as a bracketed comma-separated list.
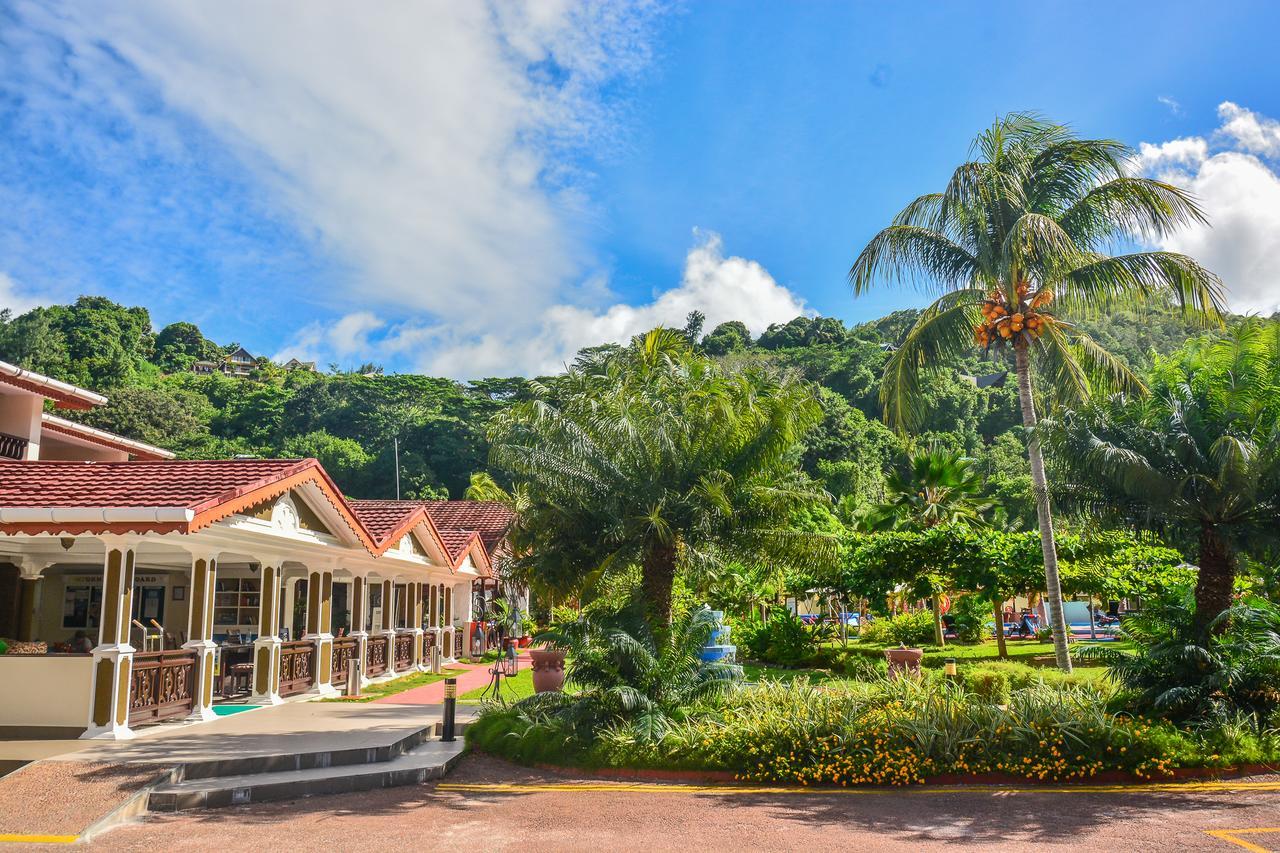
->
[0, 296, 1244, 516]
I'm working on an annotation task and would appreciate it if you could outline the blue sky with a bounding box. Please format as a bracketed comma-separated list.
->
[2, 1, 1279, 378]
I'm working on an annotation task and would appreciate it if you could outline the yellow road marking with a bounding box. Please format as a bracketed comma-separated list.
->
[1205, 828, 1280, 853]
[0, 834, 79, 845]
[439, 779, 1280, 796]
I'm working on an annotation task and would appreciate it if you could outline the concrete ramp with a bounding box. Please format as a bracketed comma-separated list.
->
[0, 760, 167, 843]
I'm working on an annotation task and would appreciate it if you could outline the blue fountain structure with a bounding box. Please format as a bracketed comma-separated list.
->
[698, 608, 742, 676]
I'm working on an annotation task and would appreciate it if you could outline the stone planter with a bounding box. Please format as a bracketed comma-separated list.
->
[884, 645, 924, 679]
[529, 648, 567, 694]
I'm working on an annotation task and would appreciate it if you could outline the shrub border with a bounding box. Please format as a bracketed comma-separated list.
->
[495, 752, 1280, 788]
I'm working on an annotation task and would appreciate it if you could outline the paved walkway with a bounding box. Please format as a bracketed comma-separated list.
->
[0, 700, 456, 841]
[375, 654, 530, 705]
[60, 754, 1280, 852]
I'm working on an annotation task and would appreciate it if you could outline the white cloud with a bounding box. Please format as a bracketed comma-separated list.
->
[273, 310, 385, 366]
[1157, 95, 1183, 116]
[278, 232, 811, 378]
[1215, 101, 1280, 158]
[25, 1, 664, 337]
[1137, 102, 1280, 315]
[0, 273, 42, 315]
[1136, 137, 1208, 175]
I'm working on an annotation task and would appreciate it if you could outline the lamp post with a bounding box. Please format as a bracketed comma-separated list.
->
[442, 677, 456, 742]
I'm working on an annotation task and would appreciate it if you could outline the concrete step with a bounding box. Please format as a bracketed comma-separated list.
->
[147, 739, 468, 811]
[172, 724, 434, 782]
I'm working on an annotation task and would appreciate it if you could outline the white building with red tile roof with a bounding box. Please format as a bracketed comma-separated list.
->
[0, 363, 516, 741]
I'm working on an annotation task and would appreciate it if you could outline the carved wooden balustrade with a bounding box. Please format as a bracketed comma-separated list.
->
[129, 650, 196, 726]
[279, 639, 316, 696]
[393, 631, 414, 671]
[330, 636, 359, 686]
[366, 635, 389, 677]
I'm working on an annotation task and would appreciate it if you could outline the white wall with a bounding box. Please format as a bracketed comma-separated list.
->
[0, 655, 92, 729]
[0, 392, 42, 458]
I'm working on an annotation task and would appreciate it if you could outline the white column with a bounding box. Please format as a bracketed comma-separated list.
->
[349, 575, 370, 687]
[409, 581, 425, 671]
[379, 578, 397, 675]
[83, 535, 139, 740]
[15, 556, 51, 643]
[442, 584, 455, 662]
[251, 563, 284, 704]
[182, 548, 221, 722]
[304, 564, 337, 696]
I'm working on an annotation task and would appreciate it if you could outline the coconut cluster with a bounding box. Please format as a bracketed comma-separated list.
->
[974, 281, 1054, 347]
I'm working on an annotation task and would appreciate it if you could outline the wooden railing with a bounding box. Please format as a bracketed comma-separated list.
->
[366, 635, 389, 677]
[453, 627, 464, 659]
[0, 431, 29, 461]
[279, 640, 316, 696]
[330, 636, 359, 686]
[394, 631, 414, 671]
[129, 649, 196, 726]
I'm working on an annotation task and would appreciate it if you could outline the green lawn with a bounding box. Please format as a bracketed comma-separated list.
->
[321, 666, 469, 703]
[837, 638, 1129, 666]
[459, 667, 535, 704]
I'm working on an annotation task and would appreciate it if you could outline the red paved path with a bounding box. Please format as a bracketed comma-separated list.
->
[374, 654, 531, 705]
[70, 755, 1280, 852]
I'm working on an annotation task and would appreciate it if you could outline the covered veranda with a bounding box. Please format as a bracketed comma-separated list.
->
[0, 459, 490, 740]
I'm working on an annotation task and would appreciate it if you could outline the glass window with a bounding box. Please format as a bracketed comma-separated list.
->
[62, 585, 102, 630]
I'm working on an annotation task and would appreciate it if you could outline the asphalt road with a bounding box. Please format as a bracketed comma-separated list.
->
[72, 755, 1280, 852]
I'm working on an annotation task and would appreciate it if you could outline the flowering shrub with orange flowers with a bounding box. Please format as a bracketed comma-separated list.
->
[475, 674, 1279, 784]
[973, 281, 1054, 349]
[636, 678, 1192, 785]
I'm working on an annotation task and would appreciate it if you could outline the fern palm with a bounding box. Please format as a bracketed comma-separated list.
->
[1045, 320, 1280, 630]
[849, 113, 1224, 670]
[523, 606, 742, 741]
[489, 328, 837, 628]
[859, 445, 993, 532]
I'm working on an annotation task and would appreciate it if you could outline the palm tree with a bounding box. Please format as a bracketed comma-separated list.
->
[527, 605, 743, 742]
[859, 444, 994, 645]
[1045, 321, 1280, 633]
[859, 445, 993, 532]
[488, 328, 837, 629]
[849, 113, 1223, 670]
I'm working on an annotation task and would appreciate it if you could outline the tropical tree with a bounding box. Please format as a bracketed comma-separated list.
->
[516, 606, 743, 743]
[1045, 321, 1280, 632]
[488, 328, 837, 629]
[848, 112, 1224, 669]
[859, 445, 992, 532]
[858, 445, 994, 644]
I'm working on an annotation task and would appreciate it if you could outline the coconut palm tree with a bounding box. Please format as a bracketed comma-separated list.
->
[488, 328, 838, 629]
[849, 113, 1224, 670]
[1045, 321, 1280, 633]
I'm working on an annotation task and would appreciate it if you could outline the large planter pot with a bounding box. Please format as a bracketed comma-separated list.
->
[884, 646, 924, 679]
[529, 648, 567, 694]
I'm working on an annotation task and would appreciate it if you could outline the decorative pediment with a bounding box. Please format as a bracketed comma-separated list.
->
[243, 489, 335, 536]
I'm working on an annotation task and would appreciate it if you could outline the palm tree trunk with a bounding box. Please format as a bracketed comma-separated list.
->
[992, 598, 1008, 660]
[1013, 340, 1073, 672]
[641, 543, 678, 628]
[1194, 524, 1235, 634]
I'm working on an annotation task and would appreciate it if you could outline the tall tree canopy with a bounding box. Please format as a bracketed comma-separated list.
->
[1046, 321, 1280, 631]
[489, 328, 837, 628]
[849, 112, 1224, 670]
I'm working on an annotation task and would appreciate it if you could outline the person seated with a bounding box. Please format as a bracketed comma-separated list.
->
[1017, 612, 1037, 639]
[69, 630, 94, 653]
